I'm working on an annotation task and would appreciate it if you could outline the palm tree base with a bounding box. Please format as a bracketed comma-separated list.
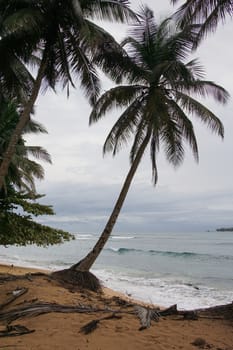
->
[51, 268, 101, 292]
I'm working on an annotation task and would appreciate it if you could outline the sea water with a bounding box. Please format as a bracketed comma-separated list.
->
[1, 231, 233, 310]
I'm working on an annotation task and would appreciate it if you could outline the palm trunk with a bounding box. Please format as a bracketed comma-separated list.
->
[73, 131, 151, 272]
[0, 54, 48, 191]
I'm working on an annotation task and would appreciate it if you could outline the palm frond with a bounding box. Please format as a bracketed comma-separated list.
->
[83, 0, 138, 23]
[84, 20, 144, 85]
[18, 158, 45, 181]
[68, 31, 100, 105]
[162, 23, 200, 60]
[56, 28, 76, 91]
[22, 119, 48, 135]
[176, 91, 224, 137]
[160, 61, 197, 90]
[131, 5, 157, 43]
[24, 146, 52, 164]
[2, 7, 42, 39]
[129, 120, 149, 162]
[90, 85, 145, 124]
[183, 80, 230, 104]
[168, 99, 199, 162]
[134, 305, 160, 330]
[185, 58, 205, 79]
[103, 98, 145, 155]
[160, 118, 184, 167]
[172, 0, 233, 46]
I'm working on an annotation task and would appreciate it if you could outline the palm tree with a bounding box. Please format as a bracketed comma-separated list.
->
[171, 0, 233, 46]
[0, 99, 74, 246]
[0, 98, 51, 193]
[0, 0, 137, 190]
[71, 6, 229, 273]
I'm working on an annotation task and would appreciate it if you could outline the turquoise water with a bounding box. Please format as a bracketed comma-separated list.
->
[1, 231, 233, 309]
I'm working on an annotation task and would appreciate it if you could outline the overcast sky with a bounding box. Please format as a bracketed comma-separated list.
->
[27, 0, 233, 234]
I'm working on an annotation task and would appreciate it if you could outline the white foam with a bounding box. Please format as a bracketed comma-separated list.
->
[112, 236, 135, 240]
[94, 269, 233, 310]
[75, 234, 94, 240]
[108, 247, 120, 252]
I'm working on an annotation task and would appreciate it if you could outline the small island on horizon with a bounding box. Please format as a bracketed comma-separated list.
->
[216, 227, 233, 232]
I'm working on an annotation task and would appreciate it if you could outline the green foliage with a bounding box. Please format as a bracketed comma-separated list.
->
[0, 212, 73, 246]
[0, 99, 51, 193]
[0, 185, 74, 246]
[0, 101, 74, 246]
[0, 0, 137, 105]
[90, 7, 229, 185]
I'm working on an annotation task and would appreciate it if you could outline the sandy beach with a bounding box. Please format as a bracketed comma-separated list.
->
[0, 264, 232, 350]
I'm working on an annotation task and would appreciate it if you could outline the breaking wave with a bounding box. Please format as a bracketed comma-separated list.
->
[106, 247, 233, 261]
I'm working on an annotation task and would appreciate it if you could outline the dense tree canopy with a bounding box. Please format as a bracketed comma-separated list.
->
[0, 184, 73, 246]
[0, 0, 138, 190]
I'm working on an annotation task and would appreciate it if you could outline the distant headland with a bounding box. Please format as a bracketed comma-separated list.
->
[216, 227, 233, 232]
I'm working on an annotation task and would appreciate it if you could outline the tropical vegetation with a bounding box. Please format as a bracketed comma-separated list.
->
[0, 1, 231, 289]
[0, 99, 73, 246]
[71, 6, 229, 272]
[0, 99, 51, 193]
[0, 0, 137, 190]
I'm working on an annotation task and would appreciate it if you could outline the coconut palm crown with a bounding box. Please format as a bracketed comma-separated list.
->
[73, 6, 229, 271]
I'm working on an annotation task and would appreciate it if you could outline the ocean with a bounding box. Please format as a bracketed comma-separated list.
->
[1, 231, 233, 310]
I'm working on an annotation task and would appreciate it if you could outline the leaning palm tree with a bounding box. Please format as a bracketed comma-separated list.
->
[0, 0, 137, 190]
[171, 0, 233, 47]
[70, 6, 229, 274]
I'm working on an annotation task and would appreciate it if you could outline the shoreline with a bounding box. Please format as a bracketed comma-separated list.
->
[1, 230, 233, 310]
[1, 262, 232, 310]
[0, 263, 50, 275]
[0, 263, 232, 349]
[0, 263, 157, 308]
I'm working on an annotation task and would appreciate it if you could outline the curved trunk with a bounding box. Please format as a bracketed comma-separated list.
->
[0, 54, 48, 191]
[73, 131, 151, 272]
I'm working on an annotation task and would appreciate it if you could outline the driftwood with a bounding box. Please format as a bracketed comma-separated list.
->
[0, 288, 28, 311]
[158, 304, 198, 320]
[0, 273, 48, 284]
[0, 274, 232, 338]
[0, 324, 35, 337]
[132, 301, 233, 330]
[0, 298, 231, 325]
[195, 302, 233, 319]
[158, 302, 233, 320]
[80, 313, 122, 334]
[0, 301, 128, 324]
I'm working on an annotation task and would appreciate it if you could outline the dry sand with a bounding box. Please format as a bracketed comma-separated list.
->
[0, 264, 232, 350]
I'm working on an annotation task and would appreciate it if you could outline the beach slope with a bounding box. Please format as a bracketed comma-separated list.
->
[0, 264, 232, 350]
